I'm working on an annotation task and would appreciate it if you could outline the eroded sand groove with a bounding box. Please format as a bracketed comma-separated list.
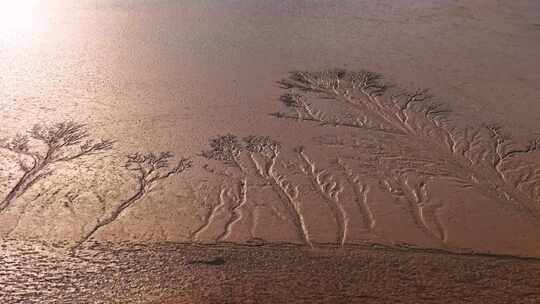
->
[274, 69, 540, 247]
[0, 122, 192, 248]
[0, 69, 539, 257]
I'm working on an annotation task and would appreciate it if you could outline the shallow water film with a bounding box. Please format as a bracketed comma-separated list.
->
[1, 1, 540, 303]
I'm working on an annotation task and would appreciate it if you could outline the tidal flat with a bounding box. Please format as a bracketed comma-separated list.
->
[1, 0, 540, 303]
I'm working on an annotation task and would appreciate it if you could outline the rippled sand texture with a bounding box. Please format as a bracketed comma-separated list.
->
[2, 0, 540, 303]
[1, 240, 540, 304]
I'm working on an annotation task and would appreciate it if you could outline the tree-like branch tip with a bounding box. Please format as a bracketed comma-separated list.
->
[408, 88, 432, 101]
[526, 139, 540, 152]
[174, 157, 193, 173]
[270, 112, 286, 118]
[279, 93, 306, 108]
[81, 139, 115, 152]
[23, 121, 115, 163]
[484, 123, 507, 140]
[29, 121, 88, 146]
[1, 134, 31, 153]
[423, 102, 449, 117]
[355, 71, 386, 94]
[293, 145, 305, 154]
[243, 135, 281, 156]
[125, 151, 192, 184]
[202, 134, 244, 166]
[392, 88, 434, 110]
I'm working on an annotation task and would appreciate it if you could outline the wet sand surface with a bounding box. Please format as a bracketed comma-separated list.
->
[1, 0, 540, 303]
[2, 240, 540, 304]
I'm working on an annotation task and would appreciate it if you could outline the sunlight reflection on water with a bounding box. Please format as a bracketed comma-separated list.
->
[0, 0, 39, 33]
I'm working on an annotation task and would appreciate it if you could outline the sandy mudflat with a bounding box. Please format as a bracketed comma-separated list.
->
[1, 240, 540, 304]
[1, 0, 540, 303]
